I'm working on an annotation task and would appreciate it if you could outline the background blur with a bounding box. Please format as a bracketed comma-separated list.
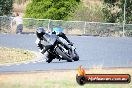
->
[0, 0, 132, 37]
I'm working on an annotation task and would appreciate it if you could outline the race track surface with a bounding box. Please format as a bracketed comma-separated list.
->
[0, 34, 132, 72]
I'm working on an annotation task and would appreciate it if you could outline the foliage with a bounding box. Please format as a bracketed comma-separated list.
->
[120, 0, 132, 24]
[14, 0, 29, 4]
[102, 0, 132, 23]
[24, 0, 80, 20]
[102, 3, 121, 23]
[68, 2, 104, 22]
[104, 0, 117, 3]
[0, 0, 13, 16]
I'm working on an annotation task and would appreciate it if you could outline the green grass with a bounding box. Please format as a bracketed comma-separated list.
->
[0, 69, 132, 88]
[0, 47, 36, 65]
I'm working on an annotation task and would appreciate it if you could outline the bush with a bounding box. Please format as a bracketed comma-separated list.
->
[68, 2, 104, 22]
[102, 0, 132, 24]
[0, 0, 13, 16]
[24, 0, 80, 20]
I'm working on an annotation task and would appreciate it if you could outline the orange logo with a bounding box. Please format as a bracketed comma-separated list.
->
[76, 66, 131, 85]
[77, 65, 86, 76]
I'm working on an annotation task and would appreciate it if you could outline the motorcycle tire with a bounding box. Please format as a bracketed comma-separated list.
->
[67, 57, 72, 62]
[73, 56, 79, 61]
[56, 47, 72, 62]
[72, 50, 79, 61]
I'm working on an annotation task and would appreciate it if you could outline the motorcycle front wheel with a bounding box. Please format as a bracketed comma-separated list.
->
[56, 47, 72, 62]
[72, 50, 79, 61]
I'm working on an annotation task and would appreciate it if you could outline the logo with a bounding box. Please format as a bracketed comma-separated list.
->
[76, 66, 131, 85]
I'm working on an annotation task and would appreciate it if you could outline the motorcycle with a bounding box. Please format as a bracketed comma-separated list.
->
[36, 32, 79, 63]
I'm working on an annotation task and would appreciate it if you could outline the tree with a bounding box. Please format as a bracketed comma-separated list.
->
[102, 0, 120, 23]
[120, 0, 132, 24]
[104, 0, 117, 3]
[24, 0, 80, 20]
[0, 0, 13, 16]
[102, 0, 132, 24]
[14, 0, 29, 4]
[69, 2, 104, 22]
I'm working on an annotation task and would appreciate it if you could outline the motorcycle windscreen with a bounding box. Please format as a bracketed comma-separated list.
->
[42, 33, 57, 45]
[49, 34, 58, 45]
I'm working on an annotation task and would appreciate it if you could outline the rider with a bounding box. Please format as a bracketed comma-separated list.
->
[52, 25, 73, 45]
[36, 26, 73, 54]
[35, 27, 47, 54]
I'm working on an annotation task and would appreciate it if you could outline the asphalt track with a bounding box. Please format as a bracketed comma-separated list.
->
[0, 34, 132, 72]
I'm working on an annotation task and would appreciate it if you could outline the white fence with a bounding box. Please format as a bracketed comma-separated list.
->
[0, 16, 132, 37]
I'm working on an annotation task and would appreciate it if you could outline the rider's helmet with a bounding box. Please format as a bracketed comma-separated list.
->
[36, 27, 45, 40]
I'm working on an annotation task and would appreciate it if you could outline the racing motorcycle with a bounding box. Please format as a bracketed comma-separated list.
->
[36, 33, 79, 63]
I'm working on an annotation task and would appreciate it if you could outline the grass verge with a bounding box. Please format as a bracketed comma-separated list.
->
[0, 47, 36, 65]
[0, 68, 132, 88]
